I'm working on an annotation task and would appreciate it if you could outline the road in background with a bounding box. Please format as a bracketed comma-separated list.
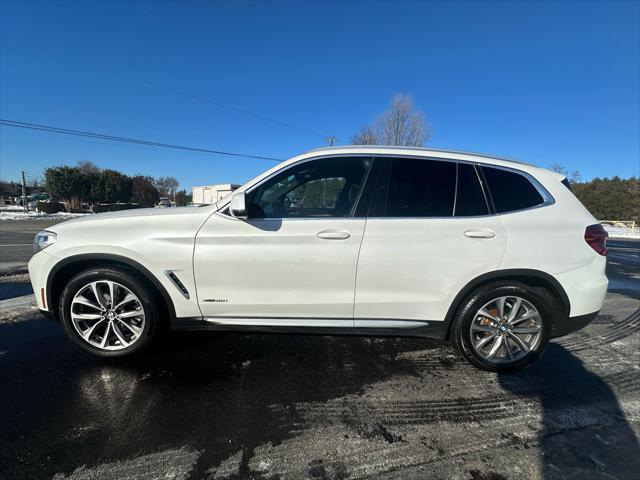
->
[0, 219, 66, 273]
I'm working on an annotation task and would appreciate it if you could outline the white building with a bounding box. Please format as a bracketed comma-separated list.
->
[192, 184, 239, 205]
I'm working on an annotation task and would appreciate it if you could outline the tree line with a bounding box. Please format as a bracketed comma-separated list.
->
[570, 176, 638, 222]
[548, 164, 638, 221]
[43, 161, 189, 210]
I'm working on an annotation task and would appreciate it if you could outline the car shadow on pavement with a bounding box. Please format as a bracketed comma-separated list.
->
[0, 321, 442, 479]
[3, 316, 639, 479]
[498, 343, 640, 479]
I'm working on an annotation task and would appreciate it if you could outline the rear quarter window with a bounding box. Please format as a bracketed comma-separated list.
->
[481, 166, 545, 213]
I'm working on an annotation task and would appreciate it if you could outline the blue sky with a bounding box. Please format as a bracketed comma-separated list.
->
[1, 1, 638, 190]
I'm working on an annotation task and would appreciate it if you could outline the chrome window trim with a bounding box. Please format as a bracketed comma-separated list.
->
[451, 163, 459, 216]
[473, 164, 493, 214]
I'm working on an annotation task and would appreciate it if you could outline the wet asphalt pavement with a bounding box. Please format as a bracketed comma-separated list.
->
[0, 240, 638, 480]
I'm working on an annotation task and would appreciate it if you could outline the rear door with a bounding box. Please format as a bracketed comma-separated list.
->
[354, 157, 507, 328]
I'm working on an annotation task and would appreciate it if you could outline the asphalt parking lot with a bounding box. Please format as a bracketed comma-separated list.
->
[0, 227, 638, 479]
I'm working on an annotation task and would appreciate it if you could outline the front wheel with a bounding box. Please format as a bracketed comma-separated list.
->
[59, 267, 160, 357]
[453, 282, 553, 372]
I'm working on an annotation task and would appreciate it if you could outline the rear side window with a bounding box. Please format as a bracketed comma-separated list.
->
[455, 163, 489, 216]
[386, 158, 456, 217]
[482, 166, 545, 213]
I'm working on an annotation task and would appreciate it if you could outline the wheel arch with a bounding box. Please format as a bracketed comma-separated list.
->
[442, 269, 570, 340]
[46, 253, 177, 325]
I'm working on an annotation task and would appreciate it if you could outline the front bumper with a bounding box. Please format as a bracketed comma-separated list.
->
[27, 249, 58, 313]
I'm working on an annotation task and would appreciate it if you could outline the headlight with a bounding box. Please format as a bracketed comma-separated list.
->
[34, 230, 57, 253]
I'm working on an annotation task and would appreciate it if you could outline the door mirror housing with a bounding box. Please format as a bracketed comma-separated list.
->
[229, 191, 248, 219]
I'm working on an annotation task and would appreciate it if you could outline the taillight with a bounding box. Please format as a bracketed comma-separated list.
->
[584, 224, 608, 256]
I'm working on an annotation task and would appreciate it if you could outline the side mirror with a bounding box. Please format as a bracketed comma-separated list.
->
[229, 191, 247, 219]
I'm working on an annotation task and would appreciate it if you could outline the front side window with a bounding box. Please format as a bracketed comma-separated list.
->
[385, 158, 456, 217]
[247, 157, 372, 218]
[481, 166, 545, 213]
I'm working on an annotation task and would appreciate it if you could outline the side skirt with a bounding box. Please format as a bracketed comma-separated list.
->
[171, 317, 446, 340]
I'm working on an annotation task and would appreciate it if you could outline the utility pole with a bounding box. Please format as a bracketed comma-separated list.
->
[325, 136, 337, 146]
[21, 170, 28, 213]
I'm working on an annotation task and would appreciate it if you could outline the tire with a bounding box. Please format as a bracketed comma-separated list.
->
[59, 267, 160, 358]
[452, 281, 554, 372]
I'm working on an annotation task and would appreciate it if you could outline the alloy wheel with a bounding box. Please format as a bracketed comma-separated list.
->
[469, 295, 543, 363]
[70, 280, 145, 351]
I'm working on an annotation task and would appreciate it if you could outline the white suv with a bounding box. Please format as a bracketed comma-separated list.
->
[28, 147, 608, 371]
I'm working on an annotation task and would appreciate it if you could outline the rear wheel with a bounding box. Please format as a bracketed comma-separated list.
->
[453, 282, 553, 372]
[59, 267, 159, 357]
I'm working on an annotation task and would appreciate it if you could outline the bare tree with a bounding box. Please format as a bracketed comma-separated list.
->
[77, 160, 101, 175]
[351, 94, 431, 147]
[29, 175, 44, 190]
[351, 127, 377, 145]
[374, 94, 431, 146]
[550, 163, 582, 183]
[155, 176, 180, 200]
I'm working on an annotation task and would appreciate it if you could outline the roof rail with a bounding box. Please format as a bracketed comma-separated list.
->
[304, 145, 533, 167]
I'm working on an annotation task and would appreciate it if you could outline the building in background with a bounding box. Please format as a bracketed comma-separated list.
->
[191, 184, 239, 205]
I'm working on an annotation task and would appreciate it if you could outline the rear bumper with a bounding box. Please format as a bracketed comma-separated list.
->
[553, 256, 608, 317]
[552, 311, 599, 338]
[550, 256, 606, 338]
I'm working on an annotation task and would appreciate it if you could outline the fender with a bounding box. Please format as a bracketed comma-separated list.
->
[441, 268, 571, 339]
[46, 253, 178, 323]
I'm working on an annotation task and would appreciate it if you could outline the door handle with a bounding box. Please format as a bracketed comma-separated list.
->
[464, 229, 496, 239]
[317, 229, 351, 240]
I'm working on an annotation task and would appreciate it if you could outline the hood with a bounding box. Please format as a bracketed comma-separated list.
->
[48, 206, 215, 232]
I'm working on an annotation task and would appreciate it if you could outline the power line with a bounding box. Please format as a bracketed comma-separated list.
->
[142, 82, 330, 139]
[0, 119, 283, 162]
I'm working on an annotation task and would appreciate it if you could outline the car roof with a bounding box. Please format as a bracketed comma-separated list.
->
[303, 145, 535, 168]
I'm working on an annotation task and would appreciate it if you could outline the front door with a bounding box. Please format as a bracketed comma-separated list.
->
[194, 156, 375, 325]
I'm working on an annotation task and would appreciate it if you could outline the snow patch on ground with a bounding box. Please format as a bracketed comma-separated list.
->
[0, 207, 89, 221]
[602, 224, 640, 239]
[0, 294, 37, 324]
